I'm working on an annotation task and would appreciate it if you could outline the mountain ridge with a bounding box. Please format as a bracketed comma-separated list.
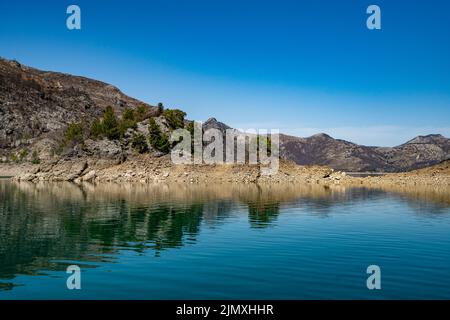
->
[1, 58, 448, 172]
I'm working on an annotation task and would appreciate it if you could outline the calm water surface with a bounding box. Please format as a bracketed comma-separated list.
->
[1, 180, 450, 299]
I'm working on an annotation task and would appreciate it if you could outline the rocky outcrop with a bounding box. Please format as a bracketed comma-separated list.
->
[7, 157, 449, 188]
[11, 158, 114, 182]
[9, 155, 333, 185]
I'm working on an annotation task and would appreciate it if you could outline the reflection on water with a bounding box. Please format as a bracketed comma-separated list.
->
[1, 180, 450, 299]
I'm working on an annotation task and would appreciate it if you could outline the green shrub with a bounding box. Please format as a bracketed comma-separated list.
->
[119, 119, 137, 137]
[136, 105, 147, 115]
[156, 103, 164, 116]
[31, 150, 40, 164]
[185, 121, 195, 153]
[122, 108, 135, 121]
[119, 108, 138, 137]
[64, 122, 84, 144]
[102, 106, 120, 140]
[136, 105, 151, 121]
[186, 121, 194, 135]
[10, 153, 19, 163]
[148, 118, 170, 153]
[90, 119, 103, 138]
[90, 107, 141, 140]
[18, 149, 29, 161]
[131, 133, 149, 153]
[163, 109, 186, 129]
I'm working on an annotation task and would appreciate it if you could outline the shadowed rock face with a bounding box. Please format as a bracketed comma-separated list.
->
[1, 58, 448, 172]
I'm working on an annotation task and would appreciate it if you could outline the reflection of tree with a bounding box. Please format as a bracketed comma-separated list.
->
[237, 185, 281, 228]
[141, 203, 203, 253]
[248, 202, 280, 228]
[62, 203, 205, 254]
[0, 182, 206, 286]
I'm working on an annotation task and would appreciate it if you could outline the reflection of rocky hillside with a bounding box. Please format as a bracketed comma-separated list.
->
[1, 181, 449, 289]
[0, 181, 207, 283]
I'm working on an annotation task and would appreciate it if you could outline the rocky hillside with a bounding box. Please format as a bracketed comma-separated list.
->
[373, 134, 450, 171]
[280, 133, 387, 172]
[1, 58, 448, 172]
[203, 117, 450, 172]
[280, 132, 449, 172]
[0, 58, 160, 159]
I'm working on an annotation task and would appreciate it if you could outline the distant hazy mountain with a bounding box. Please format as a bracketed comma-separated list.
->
[1, 58, 448, 172]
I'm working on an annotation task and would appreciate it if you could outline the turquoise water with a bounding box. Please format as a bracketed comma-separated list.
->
[1, 181, 450, 299]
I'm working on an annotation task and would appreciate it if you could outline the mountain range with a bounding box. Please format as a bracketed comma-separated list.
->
[1, 57, 448, 172]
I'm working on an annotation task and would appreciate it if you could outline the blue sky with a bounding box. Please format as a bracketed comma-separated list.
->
[1, 0, 449, 146]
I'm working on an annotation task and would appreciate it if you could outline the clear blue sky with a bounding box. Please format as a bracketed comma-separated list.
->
[1, 0, 449, 146]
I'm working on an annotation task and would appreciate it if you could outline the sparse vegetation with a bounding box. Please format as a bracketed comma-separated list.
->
[9, 152, 19, 163]
[31, 150, 40, 164]
[2, 149, 40, 164]
[53, 143, 65, 156]
[22, 132, 32, 140]
[18, 149, 29, 161]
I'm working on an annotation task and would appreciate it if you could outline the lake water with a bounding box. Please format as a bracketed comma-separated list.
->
[1, 180, 450, 299]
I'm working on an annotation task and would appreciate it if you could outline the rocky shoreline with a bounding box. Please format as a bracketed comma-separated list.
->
[2, 155, 449, 188]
